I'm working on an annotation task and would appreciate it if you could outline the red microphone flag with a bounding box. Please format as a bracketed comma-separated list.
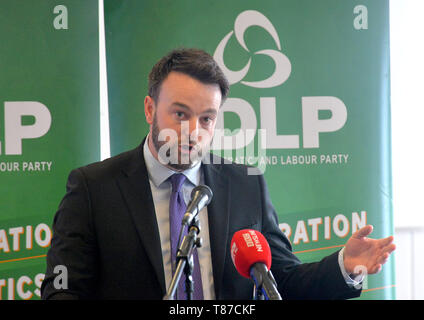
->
[230, 229, 272, 278]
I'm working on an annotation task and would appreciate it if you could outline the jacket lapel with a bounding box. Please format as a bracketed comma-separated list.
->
[115, 143, 166, 295]
[113, 145, 231, 299]
[203, 157, 230, 299]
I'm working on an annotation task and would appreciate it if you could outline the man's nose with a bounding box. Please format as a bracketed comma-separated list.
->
[180, 118, 200, 141]
[188, 118, 200, 139]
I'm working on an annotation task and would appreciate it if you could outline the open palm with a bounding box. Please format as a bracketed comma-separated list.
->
[343, 225, 396, 275]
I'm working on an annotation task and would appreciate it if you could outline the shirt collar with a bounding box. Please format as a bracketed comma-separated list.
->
[143, 135, 201, 188]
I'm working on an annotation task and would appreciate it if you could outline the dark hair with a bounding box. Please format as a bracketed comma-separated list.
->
[148, 48, 230, 104]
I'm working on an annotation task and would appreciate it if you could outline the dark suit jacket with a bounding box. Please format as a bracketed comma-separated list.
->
[41, 141, 361, 300]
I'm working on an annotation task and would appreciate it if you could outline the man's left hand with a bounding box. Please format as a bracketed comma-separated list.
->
[343, 225, 396, 275]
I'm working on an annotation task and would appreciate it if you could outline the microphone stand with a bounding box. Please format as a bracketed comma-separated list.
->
[164, 216, 202, 300]
[250, 264, 282, 300]
[253, 284, 265, 300]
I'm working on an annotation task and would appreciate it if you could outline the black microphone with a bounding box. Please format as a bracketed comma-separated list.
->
[182, 185, 213, 226]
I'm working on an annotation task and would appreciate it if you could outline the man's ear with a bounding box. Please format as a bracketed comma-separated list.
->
[144, 96, 155, 125]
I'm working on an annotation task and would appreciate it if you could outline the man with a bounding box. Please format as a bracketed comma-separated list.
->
[41, 48, 395, 300]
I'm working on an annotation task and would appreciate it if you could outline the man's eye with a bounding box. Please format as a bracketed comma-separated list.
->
[202, 116, 214, 125]
[175, 111, 185, 118]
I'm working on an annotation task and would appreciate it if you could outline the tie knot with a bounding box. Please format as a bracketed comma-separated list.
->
[170, 173, 186, 193]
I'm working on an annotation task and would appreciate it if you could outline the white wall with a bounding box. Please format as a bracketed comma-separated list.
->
[394, 227, 424, 299]
[390, 0, 424, 299]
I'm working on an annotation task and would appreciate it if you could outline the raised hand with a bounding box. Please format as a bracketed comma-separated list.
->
[343, 225, 396, 275]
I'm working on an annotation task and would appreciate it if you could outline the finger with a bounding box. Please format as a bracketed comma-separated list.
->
[378, 252, 390, 265]
[379, 235, 395, 248]
[384, 243, 396, 254]
[374, 264, 382, 274]
[370, 264, 382, 274]
[353, 225, 373, 239]
[379, 243, 396, 258]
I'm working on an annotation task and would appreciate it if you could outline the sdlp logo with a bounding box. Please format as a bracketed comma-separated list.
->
[212, 10, 347, 151]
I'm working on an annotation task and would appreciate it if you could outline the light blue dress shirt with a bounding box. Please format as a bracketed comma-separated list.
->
[143, 138, 216, 299]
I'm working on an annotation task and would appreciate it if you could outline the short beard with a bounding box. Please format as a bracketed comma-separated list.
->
[151, 113, 204, 171]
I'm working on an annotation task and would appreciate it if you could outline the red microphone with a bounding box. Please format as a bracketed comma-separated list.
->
[231, 229, 282, 300]
[230, 229, 272, 277]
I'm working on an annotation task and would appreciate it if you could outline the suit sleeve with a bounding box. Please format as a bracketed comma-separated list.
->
[41, 168, 99, 300]
[257, 174, 362, 300]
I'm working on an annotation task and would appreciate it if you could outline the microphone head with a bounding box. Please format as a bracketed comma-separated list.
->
[230, 229, 272, 278]
[191, 185, 213, 205]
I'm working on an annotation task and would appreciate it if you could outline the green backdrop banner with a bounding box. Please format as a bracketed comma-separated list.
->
[105, 0, 394, 299]
[0, 0, 99, 300]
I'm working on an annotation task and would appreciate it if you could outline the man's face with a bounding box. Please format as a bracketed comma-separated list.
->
[145, 71, 222, 171]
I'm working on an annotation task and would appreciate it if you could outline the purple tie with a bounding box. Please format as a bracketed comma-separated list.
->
[169, 173, 204, 300]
